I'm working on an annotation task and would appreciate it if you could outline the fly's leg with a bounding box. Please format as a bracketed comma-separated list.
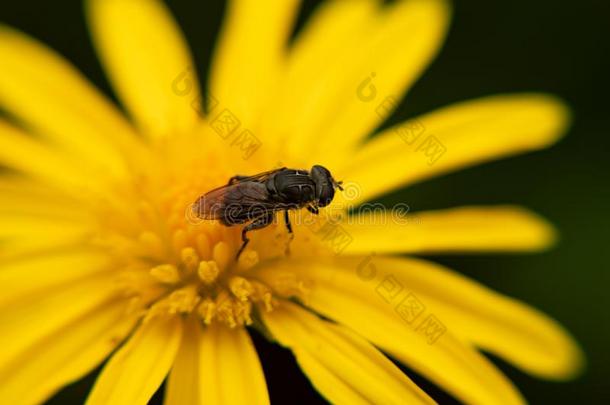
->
[236, 212, 275, 260]
[284, 210, 294, 256]
[307, 205, 319, 215]
[284, 210, 293, 234]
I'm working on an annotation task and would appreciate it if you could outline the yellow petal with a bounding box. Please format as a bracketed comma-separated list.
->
[210, 0, 300, 130]
[165, 317, 202, 405]
[0, 250, 111, 307]
[0, 273, 119, 368]
[266, 0, 378, 152]
[341, 205, 557, 254]
[255, 260, 525, 405]
[0, 299, 137, 405]
[0, 176, 97, 258]
[339, 94, 571, 203]
[319, 256, 583, 380]
[0, 181, 93, 239]
[262, 301, 436, 405]
[0, 26, 137, 176]
[0, 120, 108, 194]
[86, 315, 183, 405]
[0, 231, 92, 262]
[0, 175, 89, 219]
[281, 0, 451, 166]
[0, 214, 91, 238]
[0, 209, 93, 260]
[281, 0, 378, 99]
[86, 0, 200, 137]
[199, 323, 269, 405]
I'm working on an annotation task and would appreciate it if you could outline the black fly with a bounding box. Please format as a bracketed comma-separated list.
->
[192, 165, 343, 259]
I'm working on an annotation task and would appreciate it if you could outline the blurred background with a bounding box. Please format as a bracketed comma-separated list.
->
[1, 0, 608, 403]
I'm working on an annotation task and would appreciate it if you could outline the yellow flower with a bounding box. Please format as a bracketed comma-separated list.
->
[0, 0, 583, 404]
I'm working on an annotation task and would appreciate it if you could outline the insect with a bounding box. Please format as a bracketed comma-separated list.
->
[192, 165, 343, 259]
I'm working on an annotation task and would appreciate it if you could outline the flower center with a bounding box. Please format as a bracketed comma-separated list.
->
[92, 141, 310, 327]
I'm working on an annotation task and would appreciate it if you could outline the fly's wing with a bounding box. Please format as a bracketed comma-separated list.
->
[192, 184, 233, 220]
[228, 167, 286, 185]
[192, 182, 286, 222]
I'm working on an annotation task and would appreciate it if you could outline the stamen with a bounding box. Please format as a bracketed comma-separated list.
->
[237, 250, 259, 271]
[166, 286, 200, 313]
[138, 231, 165, 260]
[198, 298, 216, 324]
[213, 241, 231, 271]
[272, 272, 312, 299]
[180, 247, 199, 273]
[172, 229, 188, 253]
[229, 276, 254, 301]
[195, 233, 211, 259]
[149, 264, 180, 284]
[143, 285, 200, 322]
[251, 280, 275, 312]
[215, 291, 237, 328]
[234, 300, 253, 325]
[198, 260, 220, 284]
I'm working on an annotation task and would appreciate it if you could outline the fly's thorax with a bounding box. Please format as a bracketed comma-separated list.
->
[273, 169, 316, 204]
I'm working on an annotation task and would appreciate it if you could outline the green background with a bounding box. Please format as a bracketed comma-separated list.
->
[1, 0, 608, 403]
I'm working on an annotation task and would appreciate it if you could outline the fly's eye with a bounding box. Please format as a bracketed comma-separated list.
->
[311, 165, 337, 207]
[317, 185, 335, 207]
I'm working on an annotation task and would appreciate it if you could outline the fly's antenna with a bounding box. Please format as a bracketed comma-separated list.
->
[335, 180, 344, 191]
